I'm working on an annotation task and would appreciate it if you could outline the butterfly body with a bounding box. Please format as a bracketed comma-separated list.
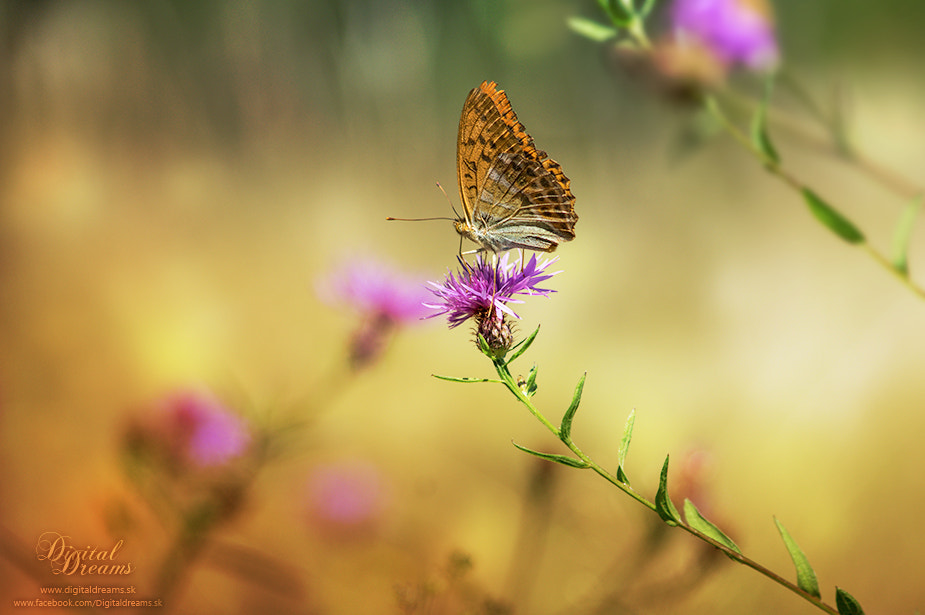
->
[455, 81, 577, 253]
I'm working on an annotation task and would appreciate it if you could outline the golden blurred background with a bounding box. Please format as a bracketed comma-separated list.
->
[1, 1, 924, 613]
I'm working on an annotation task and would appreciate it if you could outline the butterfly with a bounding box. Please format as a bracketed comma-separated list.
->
[453, 81, 577, 253]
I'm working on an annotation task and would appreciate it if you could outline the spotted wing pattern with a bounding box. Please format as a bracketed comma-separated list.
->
[455, 81, 577, 253]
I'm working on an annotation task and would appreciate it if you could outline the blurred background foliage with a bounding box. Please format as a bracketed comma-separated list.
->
[1, 1, 924, 613]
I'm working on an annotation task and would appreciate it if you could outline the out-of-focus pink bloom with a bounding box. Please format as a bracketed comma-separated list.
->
[168, 390, 252, 467]
[318, 257, 432, 324]
[126, 388, 251, 471]
[305, 460, 386, 538]
[675, 448, 712, 505]
[670, 0, 779, 72]
[318, 256, 432, 368]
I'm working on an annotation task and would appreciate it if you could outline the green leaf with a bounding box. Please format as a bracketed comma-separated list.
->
[750, 76, 780, 166]
[567, 16, 618, 42]
[512, 441, 589, 469]
[506, 326, 540, 366]
[802, 188, 865, 244]
[616, 465, 630, 484]
[891, 195, 921, 276]
[597, 0, 633, 26]
[835, 587, 865, 615]
[615, 408, 635, 484]
[654, 455, 681, 525]
[521, 365, 539, 397]
[639, 0, 658, 19]
[559, 373, 587, 443]
[432, 374, 498, 384]
[684, 499, 741, 554]
[476, 333, 492, 357]
[774, 517, 820, 598]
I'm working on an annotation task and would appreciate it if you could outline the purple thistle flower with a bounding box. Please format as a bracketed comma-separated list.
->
[670, 0, 779, 71]
[425, 252, 559, 328]
[426, 252, 559, 355]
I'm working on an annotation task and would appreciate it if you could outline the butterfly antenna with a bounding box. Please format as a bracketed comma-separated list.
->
[386, 215, 454, 222]
[435, 181, 459, 217]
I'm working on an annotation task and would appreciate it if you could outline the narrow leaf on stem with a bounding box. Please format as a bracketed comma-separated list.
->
[597, 0, 633, 26]
[512, 441, 589, 469]
[835, 587, 865, 615]
[559, 373, 587, 443]
[616, 408, 636, 485]
[891, 195, 921, 276]
[639, 0, 657, 19]
[506, 326, 540, 366]
[802, 188, 866, 244]
[655, 455, 681, 525]
[521, 365, 539, 397]
[432, 374, 499, 384]
[750, 76, 780, 166]
[774, 517, 820, 598]
[476, 333, 493, 357]
[684, 499, 741, 555]
[567, 16, 618, 42]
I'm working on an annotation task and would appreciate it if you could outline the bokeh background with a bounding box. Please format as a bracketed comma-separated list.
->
[2, 1, 924, 613]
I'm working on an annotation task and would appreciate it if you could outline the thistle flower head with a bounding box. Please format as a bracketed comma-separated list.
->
[426, 253, 558, 326]
[425, 252, 559, 354]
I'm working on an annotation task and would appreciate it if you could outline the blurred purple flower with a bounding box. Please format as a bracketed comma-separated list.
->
[670, 0, 779, 71]
[305, 460, 386, 538]
[425, 253, 558, 328]
[318, 256, 432, 368]
[168, 390, 252, 467]
[126, 389, 252, 471]
[318, 257, 432, 324]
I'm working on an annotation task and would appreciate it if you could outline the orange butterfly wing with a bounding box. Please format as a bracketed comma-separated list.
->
[455, 81, 577, 253]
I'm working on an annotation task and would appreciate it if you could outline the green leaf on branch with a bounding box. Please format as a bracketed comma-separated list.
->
[567, 16, 618, 42]
[507, 326, 540, 366]
[616, 408, 635, 485]
[512, 441, 589, 469]
[774, 517, 820, 598]
[683, 499, 741, 555]
[654, 455, 681, 525]
[639, 0, 658, 19]
[476, 333, 492, 357]
[521, 365, 539, 397]
[835, 587, 865, 615]
[432, 374, 499, 384]
[559, 373, 587, 443]
[597, 0, 634, 26]
[750, 76, 780, 166]
[802, 188, 865, 244]
[891, 195, 922, 276]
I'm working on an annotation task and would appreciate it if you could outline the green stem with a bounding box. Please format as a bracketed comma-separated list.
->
[703, 93, 925, 300]
[624, 16, 652, 51]
[492, 358, 655, 509]
[717, 80, 922, 201]
[488, 354, 841, 615]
